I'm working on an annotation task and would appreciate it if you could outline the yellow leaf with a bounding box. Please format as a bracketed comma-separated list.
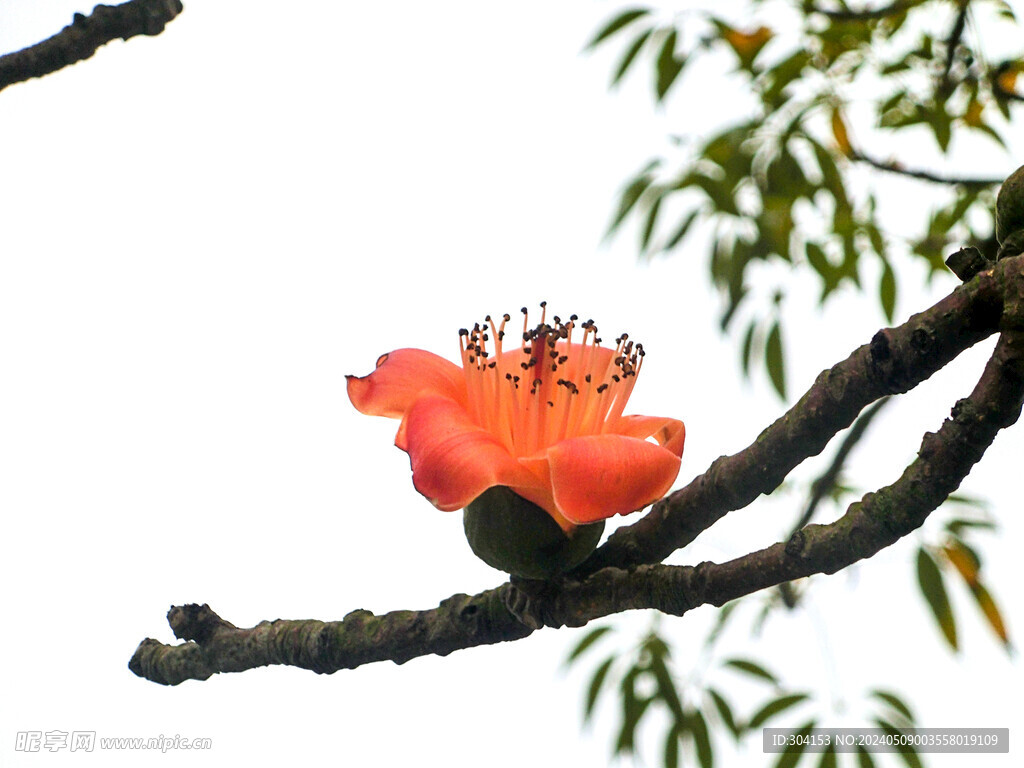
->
[997, 66, 1020, 95]
[971, 581, 1010, 646]
[720, 23, 773, 65]
[831, 108, 853, 157]
[942, 541, 979, 586]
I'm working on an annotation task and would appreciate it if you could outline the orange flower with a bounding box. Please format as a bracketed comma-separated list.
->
[346, 306, 685, 532]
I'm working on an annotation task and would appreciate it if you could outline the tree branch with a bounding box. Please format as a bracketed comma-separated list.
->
[579, 253, 1017, 576]
[130, 252, 1024, 685]
[0, 0, 183, 94]
[847, 149, 1001, 188]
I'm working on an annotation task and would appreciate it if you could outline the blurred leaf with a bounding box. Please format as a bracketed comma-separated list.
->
[612, 28, 653, 86]
[916, 546, 958, 650]
[747, 693, 810, 730]
[879, 260, 896, 322]
[584, 656, 615, 721]
[773, 720, 817, 768]
[608, 161, 659, 233]
[640, 192, 663, 251]
[945, 517, 996, 534]
[942, 538, 980, 583]
[928, 106, 952, 152]
[655, 29, 685, 101]
[969, 581, 1011, 648]
[741, 321, 757, 376]
[664, 724, 680, 768]
[586, 8, 651, 50]
[766, 321, 787, 399]
[831, 107, 853, 157]
[649, 650, 685, 721]
[707, 688, 741, 739]
[565, 625, 613, 665]
[683, 171, 739, 215]
[873, 718, 924, 768]
[817, 743, 837, 768]
[615, 668, 651, 754]
[870, 689, 916, 725]
[662, 208, 701, 252]
[723, 657, 779, 684]
[690, 708, 714, 768]
[761, 50, 811, 106]
[856, 745, 875, 768]
[713, 19, 773, 71]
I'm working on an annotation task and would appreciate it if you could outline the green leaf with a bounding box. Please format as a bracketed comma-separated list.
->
[773, 720, 817, 768]
[741, 321, 757, 377]
[707, 688, 741, 739]
[870, 689, 915, 725]
[765, 321, 786, 399]
[584, 656, 615, 721]
[682, 172, 738, 215]
[945, 517, 996, 534]
[664, 725, 680, 768]
[690, 709, 714, 768]
[640, 192, 663, 252]
[615, 668, 652, 754]
[612, 28, 653, 86]
[879, 260, 896, 322]
[565, 625, 613, 665]
[761, 50, 811, 106]
[916, 546, 958, 650]
[723, 657, 779, 684]
[663, 208, 700, 251]
[856, 744, 875, 768]
[649, 652, 685, 722]
[817, 743, 837, 768]
[586, 8, 651, 50]
[655, 29, 685, 101]
[873, 718, 924, 768]
[608, 161, 659, 233]
[747, 693, 810, 730]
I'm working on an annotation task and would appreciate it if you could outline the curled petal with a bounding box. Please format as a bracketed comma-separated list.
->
[398, 395, 541, 511]
[346, 348, 466, 419]
[521, 434, 681, 525]
[609, 415, 686, 456]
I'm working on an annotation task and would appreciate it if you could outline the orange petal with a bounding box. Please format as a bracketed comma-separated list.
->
[610, 415, 686, 456]
[398, 395, 541, 511]
[346, 348, 466, 419]
[521, 434, 682, 525]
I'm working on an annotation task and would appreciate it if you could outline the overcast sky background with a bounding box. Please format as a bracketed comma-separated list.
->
[1, 2, 1021, 766]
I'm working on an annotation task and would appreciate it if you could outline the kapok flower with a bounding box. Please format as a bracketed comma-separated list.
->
[346, 305, 685, 533]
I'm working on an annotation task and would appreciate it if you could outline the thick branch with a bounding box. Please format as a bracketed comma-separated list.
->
[579, 253, 1019, 575]
[130, 590, 533, 685]
[0, 0, 183, 94]
[130, 254, 1024, 685]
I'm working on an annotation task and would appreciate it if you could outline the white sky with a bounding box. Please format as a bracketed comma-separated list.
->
[1, 2, 1020, 767]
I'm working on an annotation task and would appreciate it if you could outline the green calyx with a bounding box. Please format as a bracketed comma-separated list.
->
[996, 164, 1024, 259]
[463, 486, 604, 580]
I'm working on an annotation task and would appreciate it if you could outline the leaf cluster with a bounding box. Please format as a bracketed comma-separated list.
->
[914, 498, 1012, 653]
[589, 1, 1022, 398]
[566, 618, 928, 768]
